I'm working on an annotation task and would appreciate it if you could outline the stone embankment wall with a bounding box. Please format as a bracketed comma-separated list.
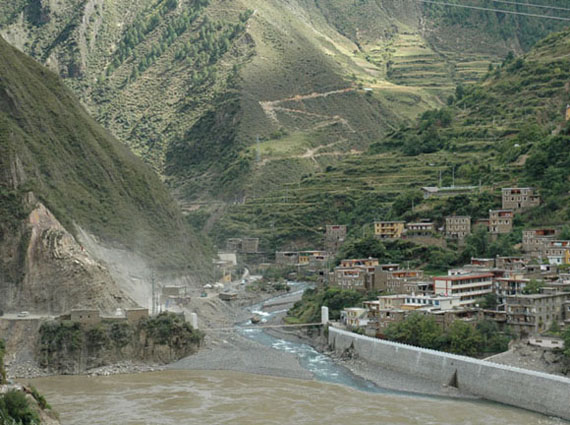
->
[328, 327, 570, 420]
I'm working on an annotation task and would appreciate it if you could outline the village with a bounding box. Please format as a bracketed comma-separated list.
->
[219, 186, 570, 344]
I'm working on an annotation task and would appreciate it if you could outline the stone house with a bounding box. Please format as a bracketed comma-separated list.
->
[445, 216, 471, 240]
[501, 188, 540, 212]
[522, 228, 558, 257]
[489, 209, 513, 234]
[70, 309, 100, 325]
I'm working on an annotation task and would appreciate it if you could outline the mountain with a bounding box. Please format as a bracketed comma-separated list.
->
[0, 36, 212, 314]
[213, 27, 570, 251]
[0, 0, 565, 208]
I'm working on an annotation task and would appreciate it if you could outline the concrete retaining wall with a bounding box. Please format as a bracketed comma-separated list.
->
[328, 327, 570, 420]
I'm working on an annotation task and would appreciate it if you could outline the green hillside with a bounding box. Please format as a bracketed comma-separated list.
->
[0, 0, 565, 206]
[211, 28, 570, 251]
[0, 36, 212, 275]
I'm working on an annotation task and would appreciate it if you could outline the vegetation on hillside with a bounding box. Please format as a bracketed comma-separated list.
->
[212, 28, 570, 251]
[0, 36, 212, 274]
[0, 339, 6, 384]
[287, 287, 376, 324]
[38, 312, 204, 372]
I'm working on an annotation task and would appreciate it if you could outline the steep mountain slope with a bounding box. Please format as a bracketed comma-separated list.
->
[213, 28, 570, 250]
[0, 36, 212, 314]
[0, 0, 565, 205]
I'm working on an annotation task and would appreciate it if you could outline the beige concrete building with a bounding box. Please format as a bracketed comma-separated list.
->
[374, 221, 405, 239]
[489, 209, 513, 234]
[502, 188, 540, 212]
[433, 273, 494, 306]
[506, 290, 570, 334]
[445, 216, 471, 240]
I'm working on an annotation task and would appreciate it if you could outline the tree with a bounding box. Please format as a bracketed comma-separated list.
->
[446, 321, 482, 356]
[336, 235, 387, 263]
[385, 313, 443, 350]
[563, 327, 570, 358]
[522, 279, 543, 295]
[476, 293, 498, 309]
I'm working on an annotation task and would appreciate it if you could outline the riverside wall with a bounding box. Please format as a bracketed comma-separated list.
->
[328, 327, 570, 420]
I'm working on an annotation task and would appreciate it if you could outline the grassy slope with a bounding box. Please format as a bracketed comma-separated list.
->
[0, 36, 212, 274]
[213, 28, 570, 250]
[2, 0, 564, 206]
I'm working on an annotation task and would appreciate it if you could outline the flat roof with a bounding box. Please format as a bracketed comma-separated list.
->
[433, 273, 494, 281]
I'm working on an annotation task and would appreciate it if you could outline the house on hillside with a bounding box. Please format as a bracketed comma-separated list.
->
[445, 216, 471, 240]
[489, 209, 513, 234]
[501, 187, 540, 212]
[374, 221, 405, 239]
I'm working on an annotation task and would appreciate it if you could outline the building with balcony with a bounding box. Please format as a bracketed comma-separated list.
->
[433, 273, 494, 306]
[374, 221, 405, 239]
[505, 291, 570, 335]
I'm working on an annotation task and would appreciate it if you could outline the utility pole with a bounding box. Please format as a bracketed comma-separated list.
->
[151, 272, 156, 316]
[452, 166, 455, 188]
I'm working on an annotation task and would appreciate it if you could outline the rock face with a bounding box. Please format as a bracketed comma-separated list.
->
[0, 35, 212, 318]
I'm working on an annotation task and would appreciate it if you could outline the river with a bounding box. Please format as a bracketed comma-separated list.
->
[29, 284, 566, 424]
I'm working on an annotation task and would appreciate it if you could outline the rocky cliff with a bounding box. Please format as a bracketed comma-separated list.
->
[0, 35, 212, 317]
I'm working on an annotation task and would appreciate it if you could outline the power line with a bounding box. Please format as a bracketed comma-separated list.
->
[417, 0, 570, 20]
[488, 0, 570, 12]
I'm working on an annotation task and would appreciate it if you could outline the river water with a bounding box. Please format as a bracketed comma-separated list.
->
[29, 284, 566, 424]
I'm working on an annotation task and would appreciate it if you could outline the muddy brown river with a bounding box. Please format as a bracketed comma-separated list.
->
[30, 370, 564, 424]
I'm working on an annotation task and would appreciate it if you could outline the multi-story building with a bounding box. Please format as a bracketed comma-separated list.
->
[433, 272, 494, 306]
[374, 221, 405, 239]
[226, 238, 259, 253]
[340, 258, 379, 268]
[494, 276, 530, 304]
[522, 228, 558, 256]
[404, 221, 434, 237]
[445, 216, 471, 240]
[489, 209, 513, 234]
[325, 225, 347, 252]
[544, 240, 570, 265]
[374, 268, 425, 293]
[495, 256, 527, 273]
[298, 251, 328, 266]
[502, 187, 540, 212]
[505, 290, 570, 334]
[275, 251, 299, 265]
[344, 307, 369, 328]
[332, 267, 370, 291]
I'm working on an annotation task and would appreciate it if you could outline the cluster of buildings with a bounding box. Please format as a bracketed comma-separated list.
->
[375, 187, 542, 244]
[338, 255, 570, 337]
